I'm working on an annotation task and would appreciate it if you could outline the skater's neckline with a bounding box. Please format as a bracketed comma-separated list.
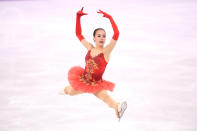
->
[88, 50, 108, 64]
[89, 50, 103, 58]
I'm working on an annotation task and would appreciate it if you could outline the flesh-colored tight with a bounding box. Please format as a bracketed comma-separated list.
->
[64, 86, 119, 110]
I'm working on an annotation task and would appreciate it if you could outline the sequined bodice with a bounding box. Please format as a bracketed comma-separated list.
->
[79, 50, 108, 86]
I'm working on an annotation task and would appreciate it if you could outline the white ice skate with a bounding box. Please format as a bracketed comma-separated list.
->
[58, 88, 65, 95]
[118, 101, 127, 122]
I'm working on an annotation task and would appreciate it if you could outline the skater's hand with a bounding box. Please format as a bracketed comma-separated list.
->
[97, 9, 111, 19]
[77, 7, 88, 16]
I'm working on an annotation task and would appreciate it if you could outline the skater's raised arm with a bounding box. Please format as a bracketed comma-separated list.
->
[76, 7, 94, 50]
[97, 10, 119, 54]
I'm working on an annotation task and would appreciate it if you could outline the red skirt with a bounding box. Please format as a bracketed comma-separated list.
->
[68, 66, 115, 93]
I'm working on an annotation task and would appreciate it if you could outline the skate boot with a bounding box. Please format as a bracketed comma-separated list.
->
[118, 101, 127, 122]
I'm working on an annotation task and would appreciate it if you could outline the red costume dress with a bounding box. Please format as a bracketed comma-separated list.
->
[68, 50, 115, 93]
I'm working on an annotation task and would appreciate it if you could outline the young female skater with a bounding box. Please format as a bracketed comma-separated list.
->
[59, 7, 127, 121]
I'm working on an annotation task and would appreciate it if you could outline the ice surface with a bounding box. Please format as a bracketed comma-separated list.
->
[0, 0, 197, 131]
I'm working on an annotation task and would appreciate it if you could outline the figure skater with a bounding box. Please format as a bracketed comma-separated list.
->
[59, 7, 127, 121]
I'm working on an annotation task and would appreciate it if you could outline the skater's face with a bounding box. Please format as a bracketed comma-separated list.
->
[93, 30, 106, 46]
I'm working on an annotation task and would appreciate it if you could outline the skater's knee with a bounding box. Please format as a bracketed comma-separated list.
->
[65, 86, 80, 96]
[69, 93, 75, 96]
[69, 89, 77, 96]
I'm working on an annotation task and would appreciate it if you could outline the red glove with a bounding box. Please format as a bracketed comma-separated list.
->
[97, 10, 119, 40]
[76, 7, 88, 41]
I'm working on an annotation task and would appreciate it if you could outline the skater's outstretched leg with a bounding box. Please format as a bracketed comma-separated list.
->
[93, 90, 120, 118]
[58, 86, 83, 96]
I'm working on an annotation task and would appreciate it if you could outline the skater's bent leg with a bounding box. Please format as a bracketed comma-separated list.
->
[93, 90, 120, 117]
[64, 86, 83, 96]
[93, 90, 119, 109]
